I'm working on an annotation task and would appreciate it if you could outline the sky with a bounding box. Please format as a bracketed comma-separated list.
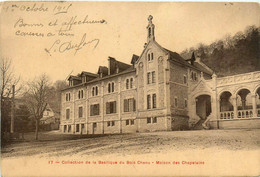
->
[0, 2, 259, 84]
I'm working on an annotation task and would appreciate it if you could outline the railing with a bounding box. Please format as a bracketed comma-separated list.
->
[237, 110, 253, 119]
[220, 111, 234, 119]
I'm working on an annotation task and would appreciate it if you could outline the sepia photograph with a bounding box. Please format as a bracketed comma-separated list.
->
[1, 1, 260, 176]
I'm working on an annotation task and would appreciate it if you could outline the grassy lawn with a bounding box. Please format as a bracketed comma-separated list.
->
[1, 129, 260, 158]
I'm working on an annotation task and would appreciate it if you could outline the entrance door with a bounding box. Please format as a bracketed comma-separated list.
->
[196, 95, 212, 119]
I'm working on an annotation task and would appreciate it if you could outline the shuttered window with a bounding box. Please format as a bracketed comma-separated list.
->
[106, 101, 116, 114]
[90, 104, 99, 116]
[124, 98, 136, 112]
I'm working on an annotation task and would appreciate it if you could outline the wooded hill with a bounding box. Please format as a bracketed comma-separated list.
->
[180, 26, 260, 77]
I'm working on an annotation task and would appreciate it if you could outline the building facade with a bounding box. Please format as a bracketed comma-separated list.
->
[60, 15, 260, 134]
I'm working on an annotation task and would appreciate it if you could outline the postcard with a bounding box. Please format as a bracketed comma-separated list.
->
[1, 1, 260, 177]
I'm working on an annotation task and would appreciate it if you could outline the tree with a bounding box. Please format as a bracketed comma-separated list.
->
[24, 74, 51, 140]
[1, 58, 21, 141]
[0, 58, 21, 99]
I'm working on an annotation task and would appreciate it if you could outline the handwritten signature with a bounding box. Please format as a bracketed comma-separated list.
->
[45, 33, 99, 55]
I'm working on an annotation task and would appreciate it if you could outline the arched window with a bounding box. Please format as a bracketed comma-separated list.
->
[108, 83, 111, 93]
[92, 87, 95, 96]
[95, 86, 98, 95]
[81, 90, 83, 98]
[112, 82, 114, 92]
[130, 78, 133, 88]
[126, 79, 129, 89]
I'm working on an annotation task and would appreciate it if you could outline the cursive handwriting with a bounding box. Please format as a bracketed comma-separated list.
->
[45, 33, 100, 55]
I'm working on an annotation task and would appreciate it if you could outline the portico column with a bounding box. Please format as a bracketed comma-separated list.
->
[252, 94, 257, 117]
[232, 96, 238, 118]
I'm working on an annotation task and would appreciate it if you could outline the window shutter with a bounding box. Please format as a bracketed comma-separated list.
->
[124, 99, 128, 112]
[133, 99, 136, 111]
[90, 105, 93, 116]
[106, 102, 110, 114]
[129, 98, 133, 112]
[113, 101, 116, 113]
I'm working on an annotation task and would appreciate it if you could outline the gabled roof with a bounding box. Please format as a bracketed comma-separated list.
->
[68, 75, 81, 81]
[80, 71, 99, 78]
[131, 54, 139, 64]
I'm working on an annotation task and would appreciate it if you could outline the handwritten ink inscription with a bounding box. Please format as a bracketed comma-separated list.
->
[5, 2, 107, 55]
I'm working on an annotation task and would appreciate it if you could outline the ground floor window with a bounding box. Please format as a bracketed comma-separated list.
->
[76, 124, 80, 132]
[147, 117, 151, 124]
[147, 117, 157, 124]
[107, 121, 115, 127]
[64, 125, 67, 132]
[68, 125, 71, 132]
[126, 119, 134, 126]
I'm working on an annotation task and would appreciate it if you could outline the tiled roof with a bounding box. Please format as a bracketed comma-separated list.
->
[80, 71, 99, 77]
[163, 48, 212, 75]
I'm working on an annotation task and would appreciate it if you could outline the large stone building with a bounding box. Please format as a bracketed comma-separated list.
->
[60, 15, 260, 134]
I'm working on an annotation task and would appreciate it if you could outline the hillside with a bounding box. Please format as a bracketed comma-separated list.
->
[180, 26, 260, 77]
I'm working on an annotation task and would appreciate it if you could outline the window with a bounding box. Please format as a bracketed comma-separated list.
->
[130, 78, 133, 88]
[106, 101, 116, 114]
[124, 98, 136, 112]
[152, 117, 157, 123]
[93, 123, 97, 128]
[108, 82, 115, 93]
[147, 72, 151, 84]
[68, 125, 71, 132]
[92, 87, 95, 96]
[92, 86, 98, 96]
[69, 80, 73, 86]
[78, 107, 83, 118]
[152, 94, 156, 108]
[66, 109, 70, 120]
[81, 124, 84, 131]
[90, 104, 100, 116]
[126, 120, 129, 125]
[184, 75, 187, 84]
[191, 71, 197, 81]
[95, 86, 98, 95]
[78, 90, 84, 99]
[175, 97, 178, 107]
[66, 93, 71, 101]
[107, 121, 115, 127]
[126, 79, 129, 89]
[108, 83, 111, 93]
[147, 117, 151, 124]
[147, 71, 155, 84]
[152, 71, 155, 83]
[147, 95, 151, 109]
[185, 99, 188, 108]
[64, 125, 67, 132]
[76, 124, 79, 132]
[148, 52, 154, 61]
[131, 120, 134, 125]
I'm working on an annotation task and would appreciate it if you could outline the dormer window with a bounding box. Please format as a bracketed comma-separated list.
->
[82, 76, 87, 83]
[69, 80, 73, 86]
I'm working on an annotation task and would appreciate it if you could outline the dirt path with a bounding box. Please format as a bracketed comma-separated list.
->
[2, 129, 259, 159]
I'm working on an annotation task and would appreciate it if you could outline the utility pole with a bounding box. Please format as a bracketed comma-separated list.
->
[10, 85, 15, 134]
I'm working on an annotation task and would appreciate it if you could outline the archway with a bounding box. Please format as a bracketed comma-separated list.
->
[236, 88, 253, 118]
[196, 95, 212, 120]
[219, 91, 234, 119]
[256, 87, 260, 117]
